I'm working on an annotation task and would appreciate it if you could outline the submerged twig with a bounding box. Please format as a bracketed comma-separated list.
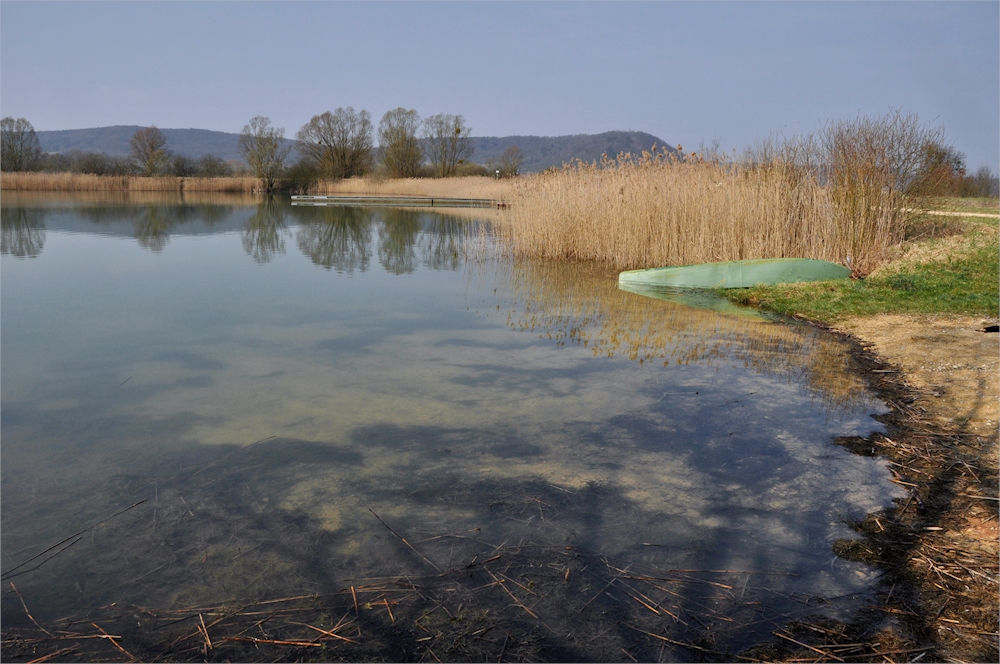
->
[1, 500, 147, 580]
[369, 509, 441, 572]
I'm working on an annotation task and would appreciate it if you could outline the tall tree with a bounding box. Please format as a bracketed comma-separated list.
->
[239, 116, 290, 192]
[378, 108, 423, 178]
[1, 117, 42, 172]
[488, 145, 523, 178]
[421, 114, 473, 177]
[296, 108, 374, 179]
[130, 126, 170, 176]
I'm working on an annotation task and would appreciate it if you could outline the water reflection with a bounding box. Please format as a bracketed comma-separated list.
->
[377, 209, 422, 274]
[480, 257, 874, 412]
[291, 205, 375, 273]
[289, 205, 473, 273]
[241, 196, 290, 263]
[71, 200, 236, 252]
[420, 214, 465, 271]
[0, 207, 45, 258]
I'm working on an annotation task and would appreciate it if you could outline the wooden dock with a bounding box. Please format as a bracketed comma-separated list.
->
[290, 195, 502, 209]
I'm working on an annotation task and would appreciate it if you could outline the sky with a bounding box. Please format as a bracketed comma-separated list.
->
[1, 1, 998, 171]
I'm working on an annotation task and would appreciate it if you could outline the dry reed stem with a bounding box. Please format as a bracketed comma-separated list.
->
[24, 646, 78, 663]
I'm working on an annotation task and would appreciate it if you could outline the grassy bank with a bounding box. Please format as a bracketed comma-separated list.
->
[725, 207, 999, 322]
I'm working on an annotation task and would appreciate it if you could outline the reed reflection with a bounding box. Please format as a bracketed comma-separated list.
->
[241, 197, 289, 263]
[0, 207, 46, 258]
[478, 256, 872, 411]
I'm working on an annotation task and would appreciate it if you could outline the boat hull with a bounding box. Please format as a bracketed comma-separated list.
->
[618, 258, 851, 289]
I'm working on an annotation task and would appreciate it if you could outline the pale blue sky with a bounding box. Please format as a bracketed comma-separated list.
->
[2, 1, 997, 170]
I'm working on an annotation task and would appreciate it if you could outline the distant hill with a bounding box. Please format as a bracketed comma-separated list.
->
[473, 131, 675, 172]
[36, 126, 256, 161]
[36, 126, 675, 172]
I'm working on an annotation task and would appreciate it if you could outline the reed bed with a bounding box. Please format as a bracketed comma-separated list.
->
[2, 189, 260, 208]
[310, 175, 516, 201]
[1, 172, 260, 193]
[498, 150, 907, 274]
[498, 113, 940, 274]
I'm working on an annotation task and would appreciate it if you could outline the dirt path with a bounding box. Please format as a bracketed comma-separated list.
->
[842, 314, 999, 437]
[746, 314, 997, 662]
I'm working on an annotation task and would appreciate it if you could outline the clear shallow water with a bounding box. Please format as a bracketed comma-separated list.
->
[1, 193, 902, 659]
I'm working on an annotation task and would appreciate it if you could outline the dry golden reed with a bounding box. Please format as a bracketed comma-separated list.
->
[309, 175, 515, 201]
[498, 112, 939, 274]
[2, 189, 261, 208]
[1, 172, 261, 193]
[498, 149, 907, 274]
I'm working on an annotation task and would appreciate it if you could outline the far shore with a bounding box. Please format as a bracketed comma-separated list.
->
[0, 171, 515, 200]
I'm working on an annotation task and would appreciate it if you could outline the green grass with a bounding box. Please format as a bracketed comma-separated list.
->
[724, 220, 999, 323]
[924, 196, 999, 214]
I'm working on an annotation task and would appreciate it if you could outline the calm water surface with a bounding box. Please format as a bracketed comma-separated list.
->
[1, 193, 902, 660]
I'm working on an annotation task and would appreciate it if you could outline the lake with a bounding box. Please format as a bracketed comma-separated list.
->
[1, 192, 902, 661]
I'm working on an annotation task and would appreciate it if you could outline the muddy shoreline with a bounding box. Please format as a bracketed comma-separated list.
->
[742, 319, 998, 663]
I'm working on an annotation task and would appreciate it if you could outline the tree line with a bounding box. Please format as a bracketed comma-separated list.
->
[1, 110, 526, 191]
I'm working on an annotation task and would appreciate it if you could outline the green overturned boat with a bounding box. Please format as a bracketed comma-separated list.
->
[618, 258, 851, 289]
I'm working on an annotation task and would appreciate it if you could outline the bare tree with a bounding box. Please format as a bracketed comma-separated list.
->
[239, 116, 290, 192]
[130, 126, 170, 176]
[378, 108, 423, 178]
[195, 154, 234, 177]
[910, 141, 966, 196]
[1, 117, 42, 172]
[296, 108, 373, 179]
[421, 114, 473, 177]
[488, 145, 523, 178]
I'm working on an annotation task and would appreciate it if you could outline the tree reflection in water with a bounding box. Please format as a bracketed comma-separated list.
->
[241, 196, 289, 263]
[419, 214, 466, 271]
[289, 206, 474, 275]
[0, 206, 46, 258]
[291, 205, 375, 273]
[133, 206, 173, 252]
[377, 209, 422, 274]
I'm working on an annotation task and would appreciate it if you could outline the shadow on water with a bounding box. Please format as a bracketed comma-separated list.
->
[1, 429, 881, 662]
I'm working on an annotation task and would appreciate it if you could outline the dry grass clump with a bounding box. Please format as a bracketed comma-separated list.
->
[500, 112, 935, 274]
[0, 172, 260, 193]
[310, 175, 515, 201]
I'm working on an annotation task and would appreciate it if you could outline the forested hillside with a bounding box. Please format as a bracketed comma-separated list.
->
[36, 127, 674, 172]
